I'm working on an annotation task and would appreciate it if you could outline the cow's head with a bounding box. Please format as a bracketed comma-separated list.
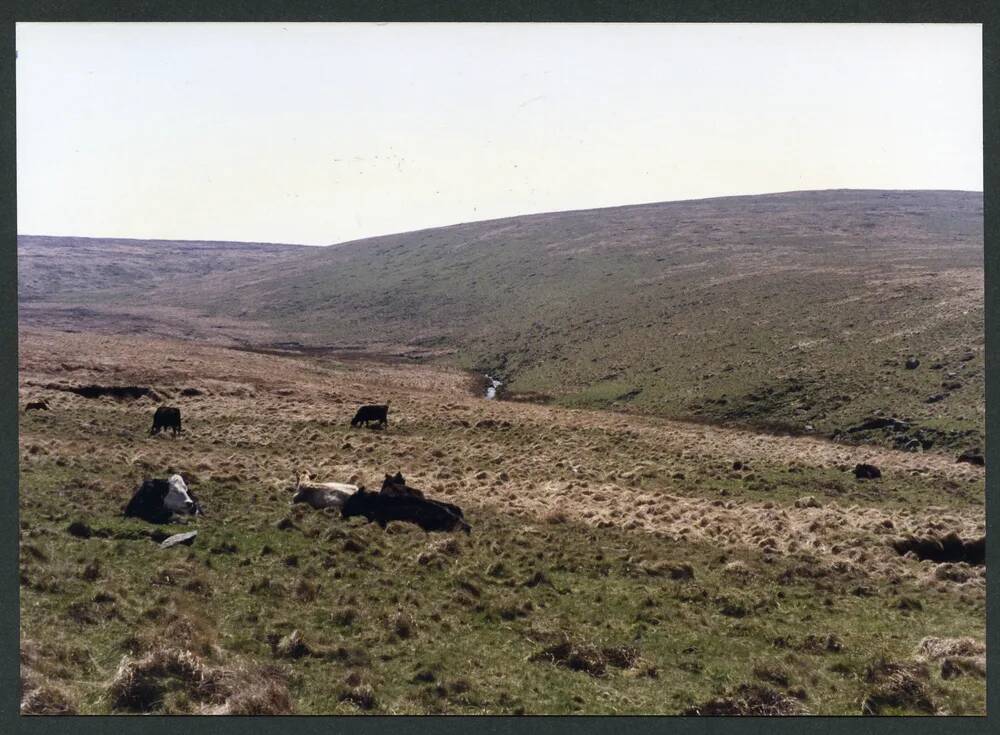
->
[292, 485, 314, 505]
[163, 474, 197, 513]
[381, 472, 405, 490]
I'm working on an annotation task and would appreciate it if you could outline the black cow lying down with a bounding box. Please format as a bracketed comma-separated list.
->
[124, 474, 202, 524]
[351, 404, 388, 428]
[380, 471, 424, 498]
[25, 400, 50, 411]
[151, 406, 182, 436]
[342, 474, 469, 533]
[381, 473, 469, 522]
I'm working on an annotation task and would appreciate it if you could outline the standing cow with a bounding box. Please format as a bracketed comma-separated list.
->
[351, 404, 389, 428]
[150, 406, 182, 436]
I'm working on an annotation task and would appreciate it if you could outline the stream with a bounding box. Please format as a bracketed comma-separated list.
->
[485, 374, 503, 400]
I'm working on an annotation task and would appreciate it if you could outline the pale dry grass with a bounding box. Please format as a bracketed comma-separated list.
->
[18, 328, 985, 590]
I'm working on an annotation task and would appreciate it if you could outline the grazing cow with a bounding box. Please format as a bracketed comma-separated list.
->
[342, 486, 470, 534]
[291, 474, 358, 510]
[24, 400, 50, 412]
[351, 404, 388, 428]
[853, 463, 882, 480]
[124, 474, 202, 524]
[150, 406, 182, 436]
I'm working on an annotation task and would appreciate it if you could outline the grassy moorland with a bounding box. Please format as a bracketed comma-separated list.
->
[18, 329, 985, 715]
[18, 190, 985, 452]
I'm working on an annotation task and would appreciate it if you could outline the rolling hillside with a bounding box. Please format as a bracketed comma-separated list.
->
[17, 236, 309, 302]
[17, 190, 985, 451]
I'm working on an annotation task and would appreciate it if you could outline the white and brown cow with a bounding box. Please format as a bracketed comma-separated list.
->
[290, 473, 358, 510]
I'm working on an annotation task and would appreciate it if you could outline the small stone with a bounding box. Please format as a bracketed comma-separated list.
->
[159, 531, 198, 549]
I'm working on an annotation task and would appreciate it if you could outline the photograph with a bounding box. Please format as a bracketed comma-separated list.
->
[15, 21, 985, 716]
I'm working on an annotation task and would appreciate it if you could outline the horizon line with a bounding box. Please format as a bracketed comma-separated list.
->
[17, 187, 984, 249]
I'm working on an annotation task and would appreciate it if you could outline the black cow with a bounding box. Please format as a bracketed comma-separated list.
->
[342, 487, 470, 534]
[379, 472, 466, 519]
[853, 463, 882, 480]
[351, 404, 388, 428]
[380, 471, 424, 498]
[123, 474, 202, 524]
[150, 406, 182, 436]
[24, 400, 50, 412]
[957, 449, 985, 467]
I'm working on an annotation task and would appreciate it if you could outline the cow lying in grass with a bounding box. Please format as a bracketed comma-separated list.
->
[124, 474, 202, 524]
[24, 400, 50, 412]
[380, 471, 424, 498]
[380, 473, 470, 523]
[290, 474, 358, 510]
[342, 474, 470, 533]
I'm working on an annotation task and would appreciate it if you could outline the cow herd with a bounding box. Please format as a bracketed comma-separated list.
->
[38, 399, 472, 534]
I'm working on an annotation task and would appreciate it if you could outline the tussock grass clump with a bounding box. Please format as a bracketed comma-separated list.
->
[917, 636, 984, 661]
[209, 673, 294, 715]
[21, 643, 78, 716]
[530, 639, 607, 677]
[293, 579, 319, 602]
[137, 599, 218, 657]
[20, 677, 78, 715]
[530, 636, 643, 678]
[271, 629, 311, 659]
[916, 636, 986, 681]
[392, 611, 417, 639]
[601, 644, 641, 670]
[721, 560, 754, 579]
[543, 510, 569, 524]
[433, 537, 462, 556]
[21, 684, 77, 715]
[683, 683, 808, 716]
[860, 659, 934, 715]
[752, 662, 791, 688]
[107, 647, 293, 715]
[108, 648, 218, 711]
[338, 673, 378, 710]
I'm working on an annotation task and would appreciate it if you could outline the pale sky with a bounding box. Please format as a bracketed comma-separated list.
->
[17, 23, 983, 246]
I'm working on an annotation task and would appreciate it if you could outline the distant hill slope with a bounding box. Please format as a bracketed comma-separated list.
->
[17, 235, 309, 302]
[18, 190, 984, 451]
